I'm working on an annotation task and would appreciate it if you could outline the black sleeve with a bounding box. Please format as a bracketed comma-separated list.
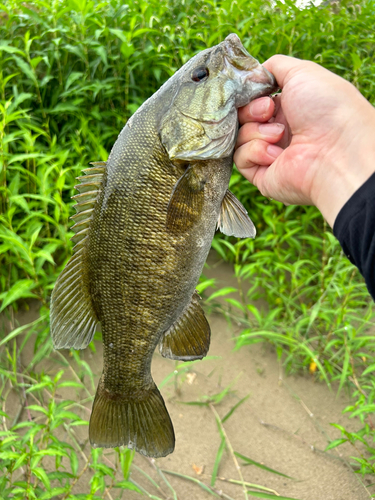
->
[333, 172, 375, 300]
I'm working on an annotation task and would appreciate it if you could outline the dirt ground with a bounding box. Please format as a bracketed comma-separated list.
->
[5, 256, 373, 500]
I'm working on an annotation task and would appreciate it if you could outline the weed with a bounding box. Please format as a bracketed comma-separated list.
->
[1, 0, 375, 497]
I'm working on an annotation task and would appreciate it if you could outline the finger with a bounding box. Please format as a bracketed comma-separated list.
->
[238, 96, 275, 125]
[234, 139, 283, 171]
[236, 122, 285, 149]
[271, 95, 292, 149]
[235, 164, 271, 195]
[263, 54, 304, 89]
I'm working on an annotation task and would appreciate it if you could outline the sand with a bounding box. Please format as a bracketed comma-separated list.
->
[3, 257, 372, 500]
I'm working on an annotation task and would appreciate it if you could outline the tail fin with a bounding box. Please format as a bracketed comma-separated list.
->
[89, 377, 175, 458]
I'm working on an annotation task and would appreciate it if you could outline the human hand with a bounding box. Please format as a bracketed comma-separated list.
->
[234, 55, 375, 227]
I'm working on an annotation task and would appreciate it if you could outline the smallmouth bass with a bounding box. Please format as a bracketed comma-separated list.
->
[50, 34, 277, 458]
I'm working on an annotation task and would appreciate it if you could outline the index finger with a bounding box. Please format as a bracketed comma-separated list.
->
[238, 96, 275, 125]
[263, 54, 308, 89]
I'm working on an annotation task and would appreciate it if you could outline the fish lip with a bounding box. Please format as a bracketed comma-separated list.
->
[242, 64, 279, 93]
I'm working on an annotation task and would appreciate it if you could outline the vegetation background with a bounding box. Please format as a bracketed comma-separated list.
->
[1, 0, 375, 498]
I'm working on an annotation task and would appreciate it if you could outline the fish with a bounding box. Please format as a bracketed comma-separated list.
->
[50, 33, 277, 458]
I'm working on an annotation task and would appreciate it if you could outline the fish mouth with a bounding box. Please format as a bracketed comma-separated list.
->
[224, 56, 278, 96]
[222, 33, 279, 99]
[244, 64, 278, 92]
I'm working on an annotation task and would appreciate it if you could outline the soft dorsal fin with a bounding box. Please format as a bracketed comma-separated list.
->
[50, 161, 106, 350]
[217, 189, 256, 239]
[159, 291, 210, 361]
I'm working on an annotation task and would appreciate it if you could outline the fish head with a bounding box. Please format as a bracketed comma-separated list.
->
[159, 33, 278, 162]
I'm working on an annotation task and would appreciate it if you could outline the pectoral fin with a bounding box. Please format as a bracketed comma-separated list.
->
[217, 189, 256, 238]
[166, 166, 206, 233]
[159, 291, 210, 361]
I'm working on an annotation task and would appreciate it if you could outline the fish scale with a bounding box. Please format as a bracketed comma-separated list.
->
[50, 33, 278, 457]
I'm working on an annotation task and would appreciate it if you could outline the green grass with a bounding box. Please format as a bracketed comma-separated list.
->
[1, 0, 375, 497]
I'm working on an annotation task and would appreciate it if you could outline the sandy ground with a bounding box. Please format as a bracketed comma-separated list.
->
[3, 257, 373, 500]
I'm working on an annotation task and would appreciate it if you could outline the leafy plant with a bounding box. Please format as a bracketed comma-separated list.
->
[1, 0, 375, 496]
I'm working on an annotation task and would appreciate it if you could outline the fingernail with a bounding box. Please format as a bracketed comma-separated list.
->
[249, 97, 270, 118]
[259, 122, 285, 136]
[267, 144, 283, 159]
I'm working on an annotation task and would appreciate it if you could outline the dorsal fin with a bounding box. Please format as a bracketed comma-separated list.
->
[50, 161, 107, 350]
[70, 162, 106, 252]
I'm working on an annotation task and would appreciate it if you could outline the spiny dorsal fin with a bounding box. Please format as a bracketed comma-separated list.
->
[50, 161, 107, 351]
[217, 189, 256, 239]
[159, 291, 210, 361]
[70, 161, 107, 252]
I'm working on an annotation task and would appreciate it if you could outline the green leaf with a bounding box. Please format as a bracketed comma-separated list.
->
[0, 42, 25, 56]
[247, 492, 301, 499]
[70, 451, 79, 476]
[32, 467, 51, 490]
[206, 287, 237, 302]
[109, 28, 128, 43]
[39, 488, 67, 500]
[115, 480, 141, 492]
[57, 381, 84, 389]
[325, 438, 348, 451]
[13, 55, 37, 83]
[351, 52, 362, 71]
[27, 405, 49, 416]
[196, 278, 215, 293]
[9, 195, 31, 213]
[0, 279, 38, 312]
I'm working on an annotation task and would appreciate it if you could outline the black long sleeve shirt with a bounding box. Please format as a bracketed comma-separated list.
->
[333, 172, 375, 300]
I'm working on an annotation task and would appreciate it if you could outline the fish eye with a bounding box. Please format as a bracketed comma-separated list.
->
[191, 67, 209, 82]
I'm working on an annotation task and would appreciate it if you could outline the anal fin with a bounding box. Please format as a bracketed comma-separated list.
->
[217, 189, 256, 238]
[159, 291, 210, 361]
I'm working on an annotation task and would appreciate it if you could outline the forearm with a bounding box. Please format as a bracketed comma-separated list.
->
[333, 172, 375, 299]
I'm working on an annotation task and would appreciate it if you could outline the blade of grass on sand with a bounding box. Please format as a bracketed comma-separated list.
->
[247, 491, 302, 500]
[211, 437, 226, 487]
[128, 479, 165, 500]
[218, 478, 280, 496]
[210, 404, 249, 500]
[132, 464, 165, 496]
[222, 395, 250, 423]
[234, 452, 296, 480]
[179, 375, 241, 406]
[162, 470, 235, 499]
[212, 394, 251, 487]
[148, 459, 178, 500]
